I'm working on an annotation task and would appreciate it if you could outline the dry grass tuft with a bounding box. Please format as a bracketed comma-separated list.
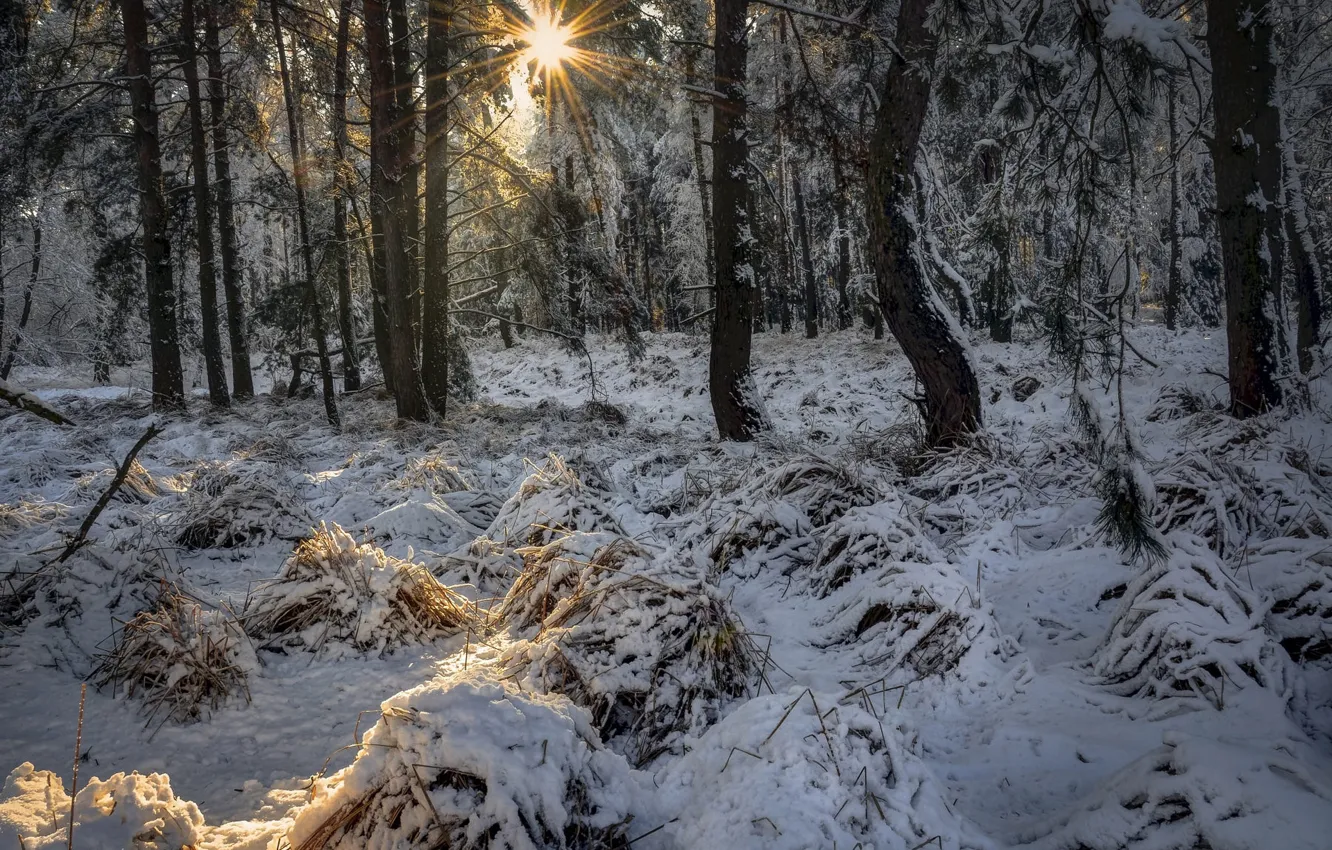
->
[171, 461, 310, 549]
[243, 522, 477, 655]
[0, 500, 67, 538]
[94, 587, 255, 726]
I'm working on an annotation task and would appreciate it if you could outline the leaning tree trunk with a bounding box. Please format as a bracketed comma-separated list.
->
[707, 0, 767, 440]
[181, 0, 229, 407]
[365, 0, 427, 420]
[1206, 0, 1287, 415]
[868, 0, 980, 446]
[271, 0, 339, 427]
[420, 0, 451, 415]
[203, 3, 254, 399]
[331, 0, 361, 391]
[121, 0, 184, 411]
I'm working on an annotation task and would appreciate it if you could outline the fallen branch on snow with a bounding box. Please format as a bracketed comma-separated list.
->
[0, 377, 75, 426]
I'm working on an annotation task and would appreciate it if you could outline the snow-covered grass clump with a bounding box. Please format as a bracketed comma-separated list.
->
[1088, 534, 1289, 708]
[166, 459, 310, 550]
[288, 670, 639, 850]
[0, 762, 204, 849]
[655, 689, 994, 850]
[481, 454, 623, 548]
[497, 537, 765, 764]
[242, 522, 476, 657]
[95, 588, 256, 725]
[1014, 733, 1332, 850]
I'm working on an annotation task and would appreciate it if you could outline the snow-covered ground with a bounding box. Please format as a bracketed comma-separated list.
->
[2, 326, 1330, 849]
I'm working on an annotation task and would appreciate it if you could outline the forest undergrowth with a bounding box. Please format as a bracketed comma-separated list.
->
[1, 327, 1331, 849]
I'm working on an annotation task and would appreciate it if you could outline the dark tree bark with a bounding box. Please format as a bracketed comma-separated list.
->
[203, 3, 253, 398]
[0, 218, 36, 380]
[365, 0, 427, 419]
[332, 0, 361, 391]
[793, 174, 818, 338]
[181, 0, 229, 407]
[1206, 0, 1287, 415]
[420, 0, 451, 414]
[708, 0, 767, 440]
[121, 0, 184, 411]
[271, 0, 339, 426]
[868, 0, 980, 446]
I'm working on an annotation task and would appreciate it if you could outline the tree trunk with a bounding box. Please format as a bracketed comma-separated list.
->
[709, 0, 766, 441]
[832, 137, 853, 331]
[332, 0, 361, 391]
[793, 174, 818, 338]
[1206, 0, 1287, 415]
[365, 0, 427, 419]
[388, 0, 419, 338]
[181, 0, 229, 407]
[0, 218, 37, 380]
[271, 0, 339, 426]
[203, 3, 253, 398]
[1165, 78, 1181, 331]
[1283, 128, 1323, 373]
[868, 0, 980, 446]
[121, 0, 184, 411]
[684, 50, 715, 309]
[420, 0, 451, 415]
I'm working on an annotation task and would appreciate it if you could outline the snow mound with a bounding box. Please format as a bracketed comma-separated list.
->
[242, 523, 476, 657]
[166, 460, 311, 550]
[1246, 537, 1332, 664]
[493, 532, 647, 631]
[751, 455, 881, 527]
[498, 540, 764, 764]
[1152, 414, 1332, 561]
[0, 762, 204, 849]
[819, 557, 1010, 682]
[1014, 733, 1332, 850]
[694, 456, 879, 577]
[482, 454, 623, 547]
[806, 500, 943, 595]
[95, 588, 256, 725]
[1088, 535, 1289, 708]
[288, 670, 639, 850]
[655, 690, 993, 850]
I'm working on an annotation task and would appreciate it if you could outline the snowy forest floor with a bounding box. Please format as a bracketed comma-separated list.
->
[2, 325, 1332, 850]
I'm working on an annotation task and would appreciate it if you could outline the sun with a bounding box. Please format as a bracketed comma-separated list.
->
[524, 16, 576, 72]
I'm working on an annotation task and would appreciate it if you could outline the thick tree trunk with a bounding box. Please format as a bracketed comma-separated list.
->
[709, 0, 767, 441]
[868, 0, 980, 446]
[420, 0, 451, 415]
[203, 3, 253, 398]
[1206, 0, 1287, 415]
[793, 174, 818, 339]
[181, 0, 229, 407]
[121, 0, 184, 411]
[365, 0, 427, 419]
[271, 0, 339, 427]
[332, 0, 361, 391]
[0, 219, 37, 380]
